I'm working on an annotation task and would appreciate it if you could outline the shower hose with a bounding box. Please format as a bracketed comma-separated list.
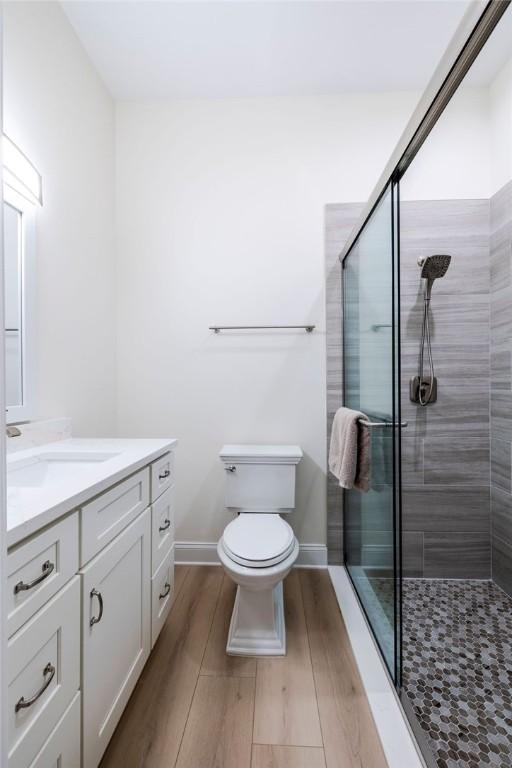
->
[418, 293, 434, 406]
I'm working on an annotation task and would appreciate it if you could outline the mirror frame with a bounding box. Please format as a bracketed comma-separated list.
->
[4, 184, 35, 424]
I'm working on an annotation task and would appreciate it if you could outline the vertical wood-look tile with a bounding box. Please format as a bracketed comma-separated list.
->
[201, 575, 257, 677]
[253, 571, 323, 747]
[99, 566, 223, 768]
[251, 744, 326, 768]
[299, 569, 388, 768]
[175, 676, 255, 768]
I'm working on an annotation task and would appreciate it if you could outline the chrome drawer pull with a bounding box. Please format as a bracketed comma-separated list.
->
[14, 560, 54, 594]
[90, 588, 104, 627]
[159, 518, 171, 533]
[159, 582, 171, 600]
[158, 469, 170, 480]
[15, 662, 55, 712]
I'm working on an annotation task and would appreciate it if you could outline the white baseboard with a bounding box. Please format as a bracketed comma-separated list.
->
[174, 541, 327, 568]
[328, 566, 426, 768]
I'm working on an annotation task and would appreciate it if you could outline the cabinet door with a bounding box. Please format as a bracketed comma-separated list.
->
[80, 467, 149, 565]
[150, 452, 174, 502]
[151, 544, 174, 648]
[7, 577, 80, 768]
[28, 693, 80, 768]
[8, 512, 79, 638]
[80, 509, 151, 768]
[151, 486, 174, 576]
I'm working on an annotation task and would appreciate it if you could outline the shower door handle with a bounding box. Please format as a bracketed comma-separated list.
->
[359, 420, 408, 428]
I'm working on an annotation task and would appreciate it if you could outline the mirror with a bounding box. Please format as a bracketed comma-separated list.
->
[3, 185, 35, 423]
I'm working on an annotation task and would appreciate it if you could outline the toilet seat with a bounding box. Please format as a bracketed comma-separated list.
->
[221, 514, 295, 568]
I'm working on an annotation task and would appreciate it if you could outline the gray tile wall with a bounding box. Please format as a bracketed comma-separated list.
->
[325, 198, 493, 577]
[400, 199, 491, 579]
[490, 180, 512, 597]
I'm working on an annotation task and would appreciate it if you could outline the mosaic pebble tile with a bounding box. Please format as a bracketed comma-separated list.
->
[402, 579, 512, 768]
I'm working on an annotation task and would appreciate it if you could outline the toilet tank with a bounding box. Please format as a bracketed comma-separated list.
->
[220, 444, 303, 513]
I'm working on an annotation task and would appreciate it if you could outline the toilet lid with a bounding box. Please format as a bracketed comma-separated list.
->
[222, 514, 295, 568]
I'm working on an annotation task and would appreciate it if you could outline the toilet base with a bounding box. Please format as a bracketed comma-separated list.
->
[226, 581, 286, 656]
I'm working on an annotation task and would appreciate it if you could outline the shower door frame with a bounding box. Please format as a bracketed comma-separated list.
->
[341, 176, 403, 688]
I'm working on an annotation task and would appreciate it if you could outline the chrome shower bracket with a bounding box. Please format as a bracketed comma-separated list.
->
[410, 375, 438, 405]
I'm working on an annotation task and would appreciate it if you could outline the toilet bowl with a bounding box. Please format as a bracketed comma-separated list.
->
[218, 444, 302, 656]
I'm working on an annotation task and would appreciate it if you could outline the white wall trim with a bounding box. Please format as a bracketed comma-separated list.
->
[175, 541, 328, 568]
[328, 566, 426, 768]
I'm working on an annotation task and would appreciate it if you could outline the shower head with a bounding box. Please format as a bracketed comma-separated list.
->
[417, 254, 451, 280]
[417, 254, 451, 300]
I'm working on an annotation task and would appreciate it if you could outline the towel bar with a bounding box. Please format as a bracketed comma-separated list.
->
[209, 325, 315, 333]
[358, 419, 408, 428]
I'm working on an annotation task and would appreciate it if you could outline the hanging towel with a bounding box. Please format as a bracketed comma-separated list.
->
[329, 406, 371, 492]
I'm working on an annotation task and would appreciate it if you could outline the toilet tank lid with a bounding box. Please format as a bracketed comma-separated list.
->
[220, 444, 303, 464]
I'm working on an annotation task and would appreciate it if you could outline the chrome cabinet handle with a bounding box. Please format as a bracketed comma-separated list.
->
[90, 588, 104, 627]
[158, 469, 170, 480]
[14, 560, 55, 594]
[159, 518, 171, 533]
[159, 582, 171, 600]
[224, 465, 236, 473]
[15, 662, 55, 712]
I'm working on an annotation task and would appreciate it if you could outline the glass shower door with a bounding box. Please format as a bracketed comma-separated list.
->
[343, 182, 401, 683]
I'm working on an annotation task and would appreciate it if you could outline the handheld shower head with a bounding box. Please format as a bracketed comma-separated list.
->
[412, 254, 452, 407]
[417, 254, 451, 280]
[417, 254, 451, 301]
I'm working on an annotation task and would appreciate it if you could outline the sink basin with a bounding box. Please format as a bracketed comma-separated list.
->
[7, 451, 120, 488]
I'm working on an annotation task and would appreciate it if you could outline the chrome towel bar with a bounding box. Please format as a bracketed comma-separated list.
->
[358, 419, 408, 428]
[209, 325, 315, 333]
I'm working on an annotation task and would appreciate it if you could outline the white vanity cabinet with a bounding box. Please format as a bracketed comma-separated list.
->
[80, 509, 151, 768]
[6, 444, 176, 768]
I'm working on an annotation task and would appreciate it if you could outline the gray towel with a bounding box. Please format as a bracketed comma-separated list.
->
[329, 406, 371, 492]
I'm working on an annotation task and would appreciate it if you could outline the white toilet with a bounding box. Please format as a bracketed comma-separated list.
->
[217, 444, 302, 656]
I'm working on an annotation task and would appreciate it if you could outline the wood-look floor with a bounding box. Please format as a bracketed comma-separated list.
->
[100, 566, 388, 768]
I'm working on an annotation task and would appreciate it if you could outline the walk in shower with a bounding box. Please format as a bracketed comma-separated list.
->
[327, 3, 512, 767]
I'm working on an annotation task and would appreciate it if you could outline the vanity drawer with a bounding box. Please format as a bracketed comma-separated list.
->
[151, 486, 174, 575]
[8, 577, 80, 768]
[7, 513, 79, 639]
[151, 452, 174, 501]
[27, 692, 80, 768]
[151, 545, 174, 648]
[80, 467, 150, 565]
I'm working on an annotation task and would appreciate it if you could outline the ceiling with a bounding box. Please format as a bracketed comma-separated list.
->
[61, 0, 478, 101]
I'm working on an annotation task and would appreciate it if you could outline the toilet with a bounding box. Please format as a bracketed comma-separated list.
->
[218, 444, 302, 656]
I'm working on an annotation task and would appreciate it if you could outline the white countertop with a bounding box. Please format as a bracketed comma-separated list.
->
[7, 437, 177, 549]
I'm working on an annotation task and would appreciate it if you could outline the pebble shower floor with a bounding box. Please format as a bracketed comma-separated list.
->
[402, 579, 512, 768]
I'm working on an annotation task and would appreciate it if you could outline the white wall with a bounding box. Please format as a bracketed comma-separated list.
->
[115, 93, 418, 546]
[3, 2, 116, 434]
[401, 87, 491, 201]
[401, 53, 512, 202]
[489, 56, 512, 195]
